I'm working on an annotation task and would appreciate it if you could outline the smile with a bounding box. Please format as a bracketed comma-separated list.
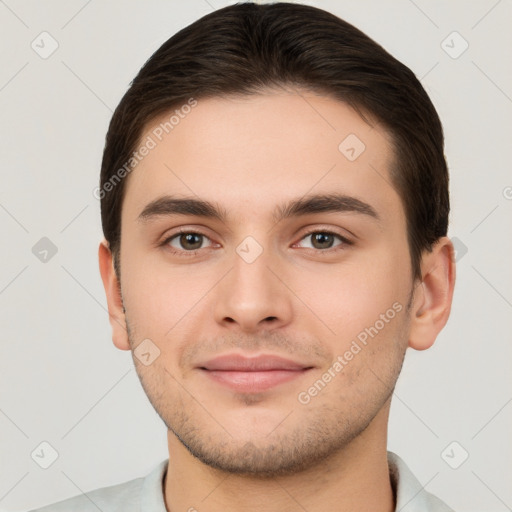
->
[198, 353, 314, 393]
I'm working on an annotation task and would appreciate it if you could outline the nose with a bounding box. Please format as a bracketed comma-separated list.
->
[212, 243, 294, 334]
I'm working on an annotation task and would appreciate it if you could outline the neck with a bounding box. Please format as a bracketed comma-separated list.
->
[163, 410, 395, 512]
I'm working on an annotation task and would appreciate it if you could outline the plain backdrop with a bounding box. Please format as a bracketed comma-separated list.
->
[0, 1, 511, 511]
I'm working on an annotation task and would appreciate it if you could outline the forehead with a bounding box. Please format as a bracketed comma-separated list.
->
[122, 91, 401, 225]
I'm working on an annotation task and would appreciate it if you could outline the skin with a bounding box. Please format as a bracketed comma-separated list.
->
[99, 89, 455, 512]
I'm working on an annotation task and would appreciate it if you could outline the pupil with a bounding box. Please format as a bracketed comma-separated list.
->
[182, 233, 202, 250]
[313, 233, 333, 249]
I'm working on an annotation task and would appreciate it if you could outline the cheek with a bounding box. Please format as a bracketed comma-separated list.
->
[294, 249, 408, 342]
[121, 255, 219, 342]
[120, 232, 228, 366]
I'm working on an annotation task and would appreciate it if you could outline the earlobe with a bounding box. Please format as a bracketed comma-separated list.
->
[408, 237, 456, 351]
[98, 239, 131, 351]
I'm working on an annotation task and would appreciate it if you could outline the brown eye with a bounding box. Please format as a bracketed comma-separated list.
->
[310, 232, 336, 249]
[179, 233, 203, 250]
[166, 232, 211, 252]
[298, 231, 347, 251]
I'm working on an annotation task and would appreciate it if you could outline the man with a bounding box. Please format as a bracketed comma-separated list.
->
[30, 2, 456, 510]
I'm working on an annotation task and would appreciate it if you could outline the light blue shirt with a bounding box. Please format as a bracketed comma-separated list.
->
[28, 452, 454, 511]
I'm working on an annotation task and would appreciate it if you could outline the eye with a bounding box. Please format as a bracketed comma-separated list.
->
[160, 228, 352, 258]
[162, 230, 214, 255]
[295, 230, 352, 251]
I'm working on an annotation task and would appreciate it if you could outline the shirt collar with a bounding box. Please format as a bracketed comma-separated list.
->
[142, 452, 453, 512]
[389, 452, 454, 511]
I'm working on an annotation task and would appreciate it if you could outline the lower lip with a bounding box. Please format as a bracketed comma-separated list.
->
[201, 369, 310, 393]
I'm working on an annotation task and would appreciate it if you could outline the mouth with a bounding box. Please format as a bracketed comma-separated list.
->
[197, 353, 314, 393]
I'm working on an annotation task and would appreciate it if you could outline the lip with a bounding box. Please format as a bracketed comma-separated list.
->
[198, 354, 313, 393]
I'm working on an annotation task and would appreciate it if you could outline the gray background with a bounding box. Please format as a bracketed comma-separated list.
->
[1, 0, 511, 510]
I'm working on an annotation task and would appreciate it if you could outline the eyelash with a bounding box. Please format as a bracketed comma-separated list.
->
[159, 228, 353, 258]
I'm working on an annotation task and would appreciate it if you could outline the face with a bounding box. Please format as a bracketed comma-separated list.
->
[117, 90, 415, 476]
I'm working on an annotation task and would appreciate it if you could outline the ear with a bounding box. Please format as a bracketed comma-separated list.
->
[98, 239, 130, 351]
[408, 236, 456, 351]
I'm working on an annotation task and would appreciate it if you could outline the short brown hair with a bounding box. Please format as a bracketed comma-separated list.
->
[99, 2, 449, 281]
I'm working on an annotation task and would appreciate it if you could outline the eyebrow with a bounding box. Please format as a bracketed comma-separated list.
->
[137, 193, 380, 225]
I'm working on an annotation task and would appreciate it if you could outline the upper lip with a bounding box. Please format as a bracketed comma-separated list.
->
[198, 354, 312, 371]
